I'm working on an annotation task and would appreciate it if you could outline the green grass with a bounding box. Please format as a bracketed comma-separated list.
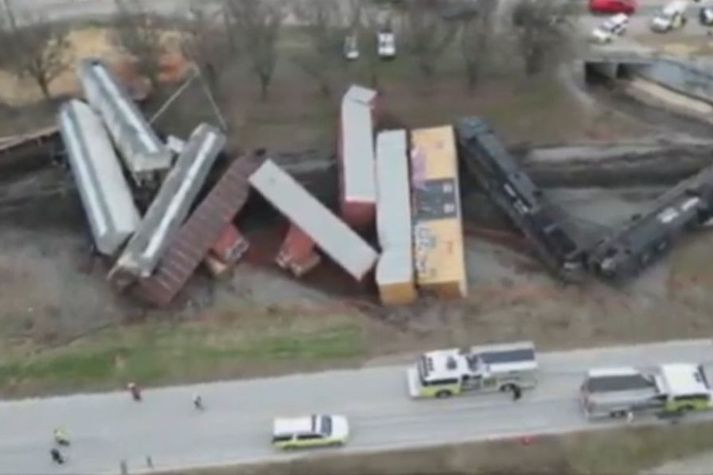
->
[0, 321, 364, 397]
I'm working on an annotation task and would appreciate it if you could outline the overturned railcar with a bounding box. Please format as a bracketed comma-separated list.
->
[455, 117, 585, 282]
[589, 168, 713, 280]
[79, 59, 172, 186]
[111, 124, 225, 286]
[58, 100, 140, 255]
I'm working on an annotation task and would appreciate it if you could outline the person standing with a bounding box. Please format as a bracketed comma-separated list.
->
[50, 448, 64, 464]
[193, 394, 204, 411]
[127, 382, 142, 402]
[512, 385, 522, 401]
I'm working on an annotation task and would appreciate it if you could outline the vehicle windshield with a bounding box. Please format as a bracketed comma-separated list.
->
[319, 415, 332, 435]
[418, 355, 430, 384]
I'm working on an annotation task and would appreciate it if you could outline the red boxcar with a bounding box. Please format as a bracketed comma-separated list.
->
[275, 223, 322, 277]
[210, 223, 249, 265]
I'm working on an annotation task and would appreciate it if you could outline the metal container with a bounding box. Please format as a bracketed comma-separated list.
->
[138, 155, 260, 306]
[249, 160, 378, 281]
[58, 100, 140, 255]
[375, 130, 416, 305]
[338, 85, 378, 229]
[211, 223, 249, 265]
[110, 123, 225, 287]
[411, 126, 467, 298]
[275, 224, 322, 277]
[79, 58, 172, 186]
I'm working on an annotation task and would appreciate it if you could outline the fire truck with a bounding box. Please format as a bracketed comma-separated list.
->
[407, 341, 538, 399]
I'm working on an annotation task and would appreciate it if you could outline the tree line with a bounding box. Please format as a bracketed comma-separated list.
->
[0, 0, 576, 102]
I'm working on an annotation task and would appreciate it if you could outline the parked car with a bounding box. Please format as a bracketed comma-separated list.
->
[377, 29, 396, 60]
[699, 5, 713, 25]
[343, 34, 359, 61]
[591, 13, 630, 43]
[272, 414, 350, 450]
[590, 0, 637, 15]
[651, 0, 689, 32]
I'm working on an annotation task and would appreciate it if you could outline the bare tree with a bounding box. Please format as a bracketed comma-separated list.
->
[0, 0, 71, 99]
[181, 2, 230, 97]
[511, 0, 575, 76]
[402, 0, 457, 80]
[224, 0, 284, 101]
[112, 0, 164, 89]
[291, 0, 344, 97]
[458, 0, 497, 89]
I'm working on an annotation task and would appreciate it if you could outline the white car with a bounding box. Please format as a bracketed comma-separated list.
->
[591, 13, 629, 43]
[377, 30, 396, 60]
[272, 414, 350, 450]
[651, 0, 688, 32]
[344, 34, 359, 61]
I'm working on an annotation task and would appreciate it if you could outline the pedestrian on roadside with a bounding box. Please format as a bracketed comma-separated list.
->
[128, 382, 142, 402]
[193, 394, 204, 411]
[50, 448, 64, 465]
[512, 385, 522, 401]
[626, 411, 634, 424]
[146, 455, 153, 469]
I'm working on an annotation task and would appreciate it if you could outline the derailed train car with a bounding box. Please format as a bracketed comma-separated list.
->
[455, 117, 585, 282]
[588, 168, 713, 280]
[58, 100, 140, 256]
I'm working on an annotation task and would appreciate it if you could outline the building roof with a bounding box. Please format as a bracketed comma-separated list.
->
[375, 130, 413, 286]
[249, 160, 378, 280]
[340, 85, 377, 203]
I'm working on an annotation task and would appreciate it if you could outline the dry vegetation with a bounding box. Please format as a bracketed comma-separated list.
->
[167, 423, 713, 475]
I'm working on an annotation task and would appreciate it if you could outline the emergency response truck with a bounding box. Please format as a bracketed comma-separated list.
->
[580, 363, 713, 420]
[407, 341, 538, 398]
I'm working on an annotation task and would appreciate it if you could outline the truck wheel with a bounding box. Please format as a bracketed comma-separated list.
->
[435, 390, 452, 398]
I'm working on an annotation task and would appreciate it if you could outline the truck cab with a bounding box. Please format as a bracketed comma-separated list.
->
[657, 363, 713, 413]
[407, 341, 537, 399]
[580, 363, 712, 419]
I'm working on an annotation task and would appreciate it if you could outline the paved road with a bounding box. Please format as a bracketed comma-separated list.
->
[2, 339, 713, 475]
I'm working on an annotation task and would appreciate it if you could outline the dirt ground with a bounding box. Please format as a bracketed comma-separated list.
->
[171, 422, 713, 475]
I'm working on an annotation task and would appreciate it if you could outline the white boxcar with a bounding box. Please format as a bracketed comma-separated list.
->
[79, 59, 172, 186]
[249, 160, 379, 280]
[58, 100, 140, 255]
[375, 130, 415, 304]
[110, 123, 225, 284]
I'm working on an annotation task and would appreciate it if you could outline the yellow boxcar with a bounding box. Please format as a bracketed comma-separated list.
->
[410, 126, 468, 298]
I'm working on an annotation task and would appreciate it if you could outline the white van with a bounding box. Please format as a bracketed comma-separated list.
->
[651, 1, 688, 32]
